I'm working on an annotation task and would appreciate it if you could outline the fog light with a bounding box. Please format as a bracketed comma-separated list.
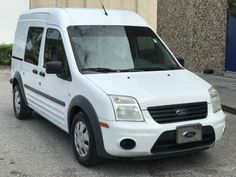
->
[120, 138, 136, 150]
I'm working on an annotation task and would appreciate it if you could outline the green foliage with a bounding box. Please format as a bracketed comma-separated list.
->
[228, 0, 236, 6]
[0, 44, 12, 65]
[228, 0, 236, 17]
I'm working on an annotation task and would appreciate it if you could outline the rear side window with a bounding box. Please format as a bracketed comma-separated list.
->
[24, 27, 44, 65]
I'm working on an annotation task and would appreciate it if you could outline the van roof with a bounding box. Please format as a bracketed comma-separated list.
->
[19, 8, 150, 28]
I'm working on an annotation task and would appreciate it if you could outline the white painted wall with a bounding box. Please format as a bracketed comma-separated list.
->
[0, 0, 29, 44]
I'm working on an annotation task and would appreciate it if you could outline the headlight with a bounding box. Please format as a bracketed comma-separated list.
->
[110, 96, 144, 122]
[209, 87, 222, 113]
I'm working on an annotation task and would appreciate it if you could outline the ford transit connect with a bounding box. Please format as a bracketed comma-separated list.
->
[11, 8, 226, 166]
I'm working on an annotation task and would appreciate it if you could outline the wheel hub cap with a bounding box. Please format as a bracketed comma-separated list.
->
[74, 121, 90, 157]
[14, 90, 21, 114]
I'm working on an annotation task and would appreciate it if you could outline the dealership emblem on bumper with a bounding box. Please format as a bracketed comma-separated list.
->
[176, 109, 188, 116]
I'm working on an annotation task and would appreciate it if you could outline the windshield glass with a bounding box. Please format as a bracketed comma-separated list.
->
[68, 26, 181, 73]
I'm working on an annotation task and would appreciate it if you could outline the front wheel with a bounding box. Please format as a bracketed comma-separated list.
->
[13, 85, 32, 120]
[71, 112, 101, 167]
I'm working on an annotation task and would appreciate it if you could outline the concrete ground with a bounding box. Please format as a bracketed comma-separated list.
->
[0, 68, 236, 177]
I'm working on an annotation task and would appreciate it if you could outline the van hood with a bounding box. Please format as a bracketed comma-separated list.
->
[85, 69, 212, 109]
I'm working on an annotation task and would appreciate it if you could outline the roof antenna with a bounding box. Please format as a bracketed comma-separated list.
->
[98, 0, 108, 16]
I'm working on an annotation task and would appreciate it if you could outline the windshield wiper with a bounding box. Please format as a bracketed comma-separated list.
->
[81, 67, 118, 73]
[135, 66, 182, 71]
[135, 67, 167, 71]
[118, 68, 144, 72]
[165, 66, 182, 70]
[81, 66, 181, 73]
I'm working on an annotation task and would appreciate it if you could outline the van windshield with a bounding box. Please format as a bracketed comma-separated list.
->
[67, 26, 181, 73]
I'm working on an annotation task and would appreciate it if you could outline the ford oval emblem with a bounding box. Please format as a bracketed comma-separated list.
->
[176, 109, 188, 116]
[183, 131, 196, 138]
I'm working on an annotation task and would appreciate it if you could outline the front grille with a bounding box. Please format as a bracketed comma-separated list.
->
[148, 102, 208, 124]
[151, 126, 215, 154]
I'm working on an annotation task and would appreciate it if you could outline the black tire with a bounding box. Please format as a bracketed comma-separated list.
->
[13, 85, 32, 120]
[71, 112, 101, 167]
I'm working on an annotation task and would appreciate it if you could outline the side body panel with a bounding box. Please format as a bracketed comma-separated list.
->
[37, 25, 70, 131]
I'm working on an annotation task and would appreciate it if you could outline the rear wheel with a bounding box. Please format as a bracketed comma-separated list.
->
[71, 112, 101, 167]
[13, 85, 32, 120]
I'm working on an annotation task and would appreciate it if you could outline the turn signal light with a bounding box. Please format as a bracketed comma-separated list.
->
[99, 121, 109, 128]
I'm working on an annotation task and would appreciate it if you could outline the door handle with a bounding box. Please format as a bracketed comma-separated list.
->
[39, 71, 45, 77]
[32, 69, 38, 74]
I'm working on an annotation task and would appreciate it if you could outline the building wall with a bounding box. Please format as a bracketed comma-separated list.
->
[0, 0, 29, 43]
[30, 0, 157, 31]
[157, 0, 228, 75]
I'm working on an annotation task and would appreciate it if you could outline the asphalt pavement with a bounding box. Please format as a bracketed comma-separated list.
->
[0, 68, 236, 177]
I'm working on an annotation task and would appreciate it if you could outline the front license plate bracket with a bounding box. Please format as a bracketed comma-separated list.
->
[176, 124, 202, 144]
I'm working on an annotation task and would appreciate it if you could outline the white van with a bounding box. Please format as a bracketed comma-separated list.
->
[11, 8, 225, 166]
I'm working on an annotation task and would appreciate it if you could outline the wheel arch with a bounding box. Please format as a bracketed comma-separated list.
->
[67, 95, 111, 158]
[12, 72, 28, 106]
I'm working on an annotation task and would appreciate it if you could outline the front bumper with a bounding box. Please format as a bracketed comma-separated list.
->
[100, 110, 225, 157]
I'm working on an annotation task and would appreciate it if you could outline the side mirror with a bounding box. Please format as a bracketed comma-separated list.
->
[177, 57, 185, 67]
[46, 61, 62, 74]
